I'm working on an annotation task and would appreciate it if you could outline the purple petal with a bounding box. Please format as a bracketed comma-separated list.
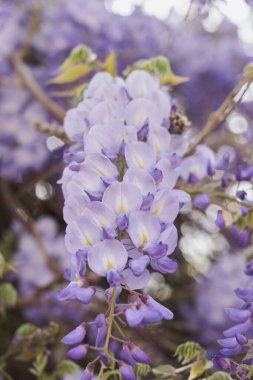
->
[61, 324, 87, 345]
[67, 344, 89, 360]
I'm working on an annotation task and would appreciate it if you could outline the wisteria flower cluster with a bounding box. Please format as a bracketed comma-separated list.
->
[58, 69, 193, 378]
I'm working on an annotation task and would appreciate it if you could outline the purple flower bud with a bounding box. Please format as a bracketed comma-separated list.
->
[236, 333, 248, 345]
[221, 176, 228, 188]
[235, 288, 253, 302]
[213, 355, 233, 371]
[107, 269, 121, 287]
[218, 337, 238, 349]
[216, 152, 230, 170]
[146, 242, 167, 259]
[223, 319, 251, 338]
[99, 353, 111, 366]
[67, 344, 89, 360]
[237, 165, 253, 181]
[120, 345, 136, 367]
[81, 363, 94, 380]
[119, 362, 137, 380]
[130, 345, 151, 365]
[231, 224, 250, 247]
[188, 173, 199, 184]
[141, 193, 154, 211]
[225, 308, 251, 323]
[96, 324, 108, 348]
[237, 190, 247, 200]
[96, 314, 106, 328]
[242, 208, 249, 219]
[215, 210, 225, 228]
[129, 256, 150, 276]
[117, 214, 129, 231]
[61, 324, 87, 345]
[220, 346, 242, 356]
[151, 257, 178, 274]
[143, 295, 173, 320]
[150, 168, 163, 184]
[193, 193, 209, 209]
[245, 260, 253, 276]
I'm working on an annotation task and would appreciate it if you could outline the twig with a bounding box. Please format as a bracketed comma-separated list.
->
[0, 179, 62, 279]
[10, 53, 66, 122]
[187, 71, 253, 155]
[33, 121, 72, 143]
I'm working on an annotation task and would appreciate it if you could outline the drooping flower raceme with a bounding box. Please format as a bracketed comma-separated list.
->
[59, 70, 191, 377]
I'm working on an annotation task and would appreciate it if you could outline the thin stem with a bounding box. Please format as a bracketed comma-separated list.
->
[175, 363, 193, 374]
[0, 179, 62, 279]
[111, 335, 128, 344]
[10, 53, 66, 122]
[187, 70, 253, 155]
[113, 319, 126, 339]
[104, 287, 117, 355]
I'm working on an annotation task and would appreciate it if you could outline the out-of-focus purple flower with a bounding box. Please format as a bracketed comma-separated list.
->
[193, 193, 209, 209]
[230, 224, 250, 247]
[215, 210, 226, 229]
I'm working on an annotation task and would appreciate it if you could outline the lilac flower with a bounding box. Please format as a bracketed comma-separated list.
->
[218, 259, 253, 356]
[65, 216, 103, 255]
[102, 182, 143, 215]
[59, 68, 188, 374]
[88, 239, 128, 278]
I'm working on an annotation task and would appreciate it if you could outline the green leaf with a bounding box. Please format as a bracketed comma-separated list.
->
[15, 323, 37, 337]
[56, 360, 79, 376]
[152, 364, 176, 378]
[175, 342, 206, 365]
[124, 56, 188, 85]
[0, 283, 17, 313]
[135, 363, 150, 377]
[49, 64, 92, 84]
[188, 360, 205, 380]
[103, 52, 117, 76]
[247, 366, 253, 377]
[207, 372, 232, 380]
[60, 44, 97, 71]
[103, 369, 120, 379]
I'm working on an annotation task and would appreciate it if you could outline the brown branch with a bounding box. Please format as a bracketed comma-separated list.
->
[33, 121, 72, 143]
[0, 179, 62, 279]
[10, 53, 66, 122]
[187, 71, 253, 155]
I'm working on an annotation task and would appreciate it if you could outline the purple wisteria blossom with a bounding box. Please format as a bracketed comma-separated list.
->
[59, 69, 192, 375]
